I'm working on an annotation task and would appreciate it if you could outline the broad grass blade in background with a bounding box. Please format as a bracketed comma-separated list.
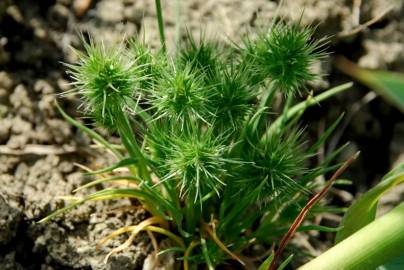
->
[335, 163, 404, 243]
[336, 57, 404, 113]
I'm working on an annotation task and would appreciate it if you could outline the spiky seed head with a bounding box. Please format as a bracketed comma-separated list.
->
[237, 129, 308, 205]
[155, 127, 229, 203]
[210, 64, 257, 132]
[149, 63, 213, 125]
[128, 39, 168, 92]
[67, 40, 145, 130]
[179, 32, 221, 81]
[251, 23, 326, 95]
[128, 39, 155, 91]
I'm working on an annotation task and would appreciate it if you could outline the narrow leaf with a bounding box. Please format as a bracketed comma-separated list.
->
[38, 188, 148, 223]
[337, 57, 404, 113]
[84, 158, 138, 175]
[261, 82, 352, 142]
[258, 252, 274, 270]
[278, 254, 294, 270]
[73, 175, 141, 192]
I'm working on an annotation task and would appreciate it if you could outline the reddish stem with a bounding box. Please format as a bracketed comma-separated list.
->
[268, 151, 360, 270]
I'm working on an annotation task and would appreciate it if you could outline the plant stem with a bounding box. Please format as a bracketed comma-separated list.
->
[279, 94, 293, 131]
[298, 203, 404, 270]
[261, 82, 353, 143]
[155, 0, 166, 52]
[259, 82, 277, 109]
[184, 196, 199, 235]
[175, 0, 182, 48]
[116, 111, 151, 182]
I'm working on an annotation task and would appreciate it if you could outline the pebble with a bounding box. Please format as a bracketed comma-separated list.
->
[0, 71, 13, 90]
[73, 0, 92, 17]
[97, 0, 124, 23]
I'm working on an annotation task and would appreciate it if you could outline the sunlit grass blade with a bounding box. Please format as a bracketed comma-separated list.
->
[203, 223, 245, 266]
[200, 237, 214, 270]
[98, 216, 165, 247]
[102, 216, 165, 262]
[73, 175, 142, 192]
[39, 188, 155, 223]
[278, 254, 294, 270]
[258, 251, 274, 270]
[83, 158, 138, 175]
[299, 203, 404, 270]
[184, 240, 200, 270]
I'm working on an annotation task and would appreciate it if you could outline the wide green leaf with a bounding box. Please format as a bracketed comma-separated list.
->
[337, 58, 404, 113]
[335, 163, 404, 243]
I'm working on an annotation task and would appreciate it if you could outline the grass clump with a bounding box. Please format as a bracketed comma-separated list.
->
[41, 20, 353, 269]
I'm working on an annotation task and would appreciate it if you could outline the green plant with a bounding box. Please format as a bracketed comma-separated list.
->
[39, 9, 356, 269]
[337, 57, 404, 113]
[299, 163, 404, 270]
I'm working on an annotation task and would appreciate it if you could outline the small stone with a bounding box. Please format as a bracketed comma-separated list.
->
[0, 251, 24, 270]
[73, 0, 92, 17]
[6, 134, 29, 149]
[57, 78, 71, 92]
[0, 71, 13, 89]
[34, 80, 54, 95]
[9, 84, 32, 110]
[11, 116, 32, 134]
[97, 0, 124, 23]
[6, 5, 23, 23]
[0, 196, 22, 245]
[48, 4, 70, 29]
[0, 118, 12, 142]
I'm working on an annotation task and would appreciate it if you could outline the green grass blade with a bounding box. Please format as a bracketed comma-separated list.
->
[155, 0, 166, 52]
[307, 113, 344, 154]
[261, 82, 353, 142]
[200, 237, 214, 270]
[299, 203, 404, 270]
[38, 188, 148, 223]
[73, 175, 142, 192]
[258, 252, 274, 270]
[278, 254, 294, 270]
[84, 158, 138, 175]
[337, 57, 404, 113]
[55, 101, 123, 159]
[157, 247, 185, 256]
[335, 163, 404, 243]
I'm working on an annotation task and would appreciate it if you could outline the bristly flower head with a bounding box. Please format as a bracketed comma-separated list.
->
[67, 39, 145, 130]
[179, 32, 221, 81]
[249, 22, 326, 95]
[149, 62, 213, 126]
[156, 126, 230, 203]
[238, 129, 308, 205]
[210, 64, 257, 132]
